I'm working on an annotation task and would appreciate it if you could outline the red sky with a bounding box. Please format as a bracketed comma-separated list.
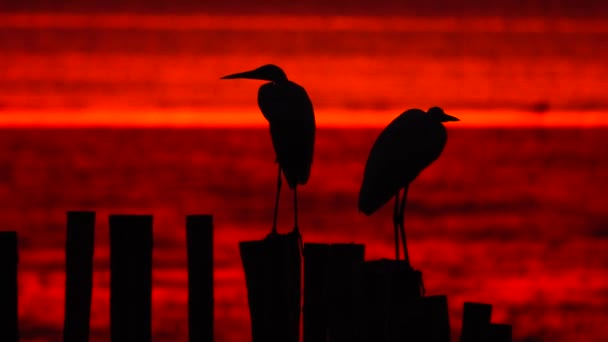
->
[1, 9, 607, 127]
[3, 0, 608, 17]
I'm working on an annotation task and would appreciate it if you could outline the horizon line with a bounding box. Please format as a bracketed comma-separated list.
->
[0, 108, 606, 128]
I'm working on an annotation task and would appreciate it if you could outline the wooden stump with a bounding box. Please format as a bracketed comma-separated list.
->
[186, 215, 214, 342]
[240, 232, 301, 342]
[460, 302, 492, 342]
[303, 243, 329, 342]
[303, 243, 364, 342]
[0, 231, 18, 342]
[358, 259, 424, 342]
[109, 215, 153, 342]
[488, 323, 512, 342]
[63, 211, 96, 342]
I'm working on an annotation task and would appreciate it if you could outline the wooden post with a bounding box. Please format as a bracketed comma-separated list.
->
[0, 231, 18, 342]
[488, 323, 512, 342]
[303, 243, 329, 342]
[326, 243, 364, 342]
[359, 259, 424, 342]
[186, 215, 213, 342]
[63, 211, 96, 342]
[109, 215, 153, 342]
[303, 243, 365, 342]
[239, 232, 301, 342]
[424, 295, 451, 342]
[401, 295, 451, 342]
[460, 302, 492, 342]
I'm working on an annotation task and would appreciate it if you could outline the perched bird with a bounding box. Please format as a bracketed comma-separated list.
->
[221, 64, 315, 236]
[358, 107, 459, 264]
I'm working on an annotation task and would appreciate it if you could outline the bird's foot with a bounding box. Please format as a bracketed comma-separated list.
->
[419, 277, 426, 296]
[265, 229, 279, 240]
[292, 226, 303, 251]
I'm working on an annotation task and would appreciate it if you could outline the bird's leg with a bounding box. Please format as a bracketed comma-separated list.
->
[393, 190, 401, 261]
[293, 185, 303, 250]
[293, 185, 299, 235]
[399, 185, 410, 266]
[271, 164, 282, 236]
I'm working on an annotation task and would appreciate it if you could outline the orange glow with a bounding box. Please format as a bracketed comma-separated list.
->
[1, 109, 607, 127]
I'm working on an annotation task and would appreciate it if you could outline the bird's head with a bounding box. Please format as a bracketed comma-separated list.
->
[220, 64, 288, 83]
[428, 106, 459, 122]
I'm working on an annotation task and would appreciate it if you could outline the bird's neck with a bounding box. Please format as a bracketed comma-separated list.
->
[273, 78, 289, 85]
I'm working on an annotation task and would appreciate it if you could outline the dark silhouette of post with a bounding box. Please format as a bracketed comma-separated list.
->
[460, 302, 492, 342]
[109, 215, 153, 342]
[359, 259, 424, 342]
[326, 243, 365, 342]
[0, 231, 18, 342]
[303, 243, 364, 342]
[63, 211, 96, 342]
[303, 243, 329, 342]
[240, 232, 301, 342]
[488, 323, 512, 342]
[186, 215, 213, 342]
[401, 295, 451, 342]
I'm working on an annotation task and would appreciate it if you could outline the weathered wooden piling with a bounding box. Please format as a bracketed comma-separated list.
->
[109, 214, 153, 342]
[460, 302, 492, 342]
[186, 215, 214, 342]
[239, 231, 301, 342]
[63, 211, 96, 342]
[303, 243, 364, 342]
[401, 295, 451, 342]
[303, 243, 330, 342]
[327, 243, 365, 342]
[488, 323, 512, 342]
[0, 231, 18, 342]
[359, 259, 424, 342]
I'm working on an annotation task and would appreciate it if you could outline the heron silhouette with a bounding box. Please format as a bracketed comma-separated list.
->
[221, 64, 315, 236]
[358, 107, 459, 264]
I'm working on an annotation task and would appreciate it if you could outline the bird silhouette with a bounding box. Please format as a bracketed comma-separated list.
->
[358, 107, 459, 264]
[221, 64, 315, 236]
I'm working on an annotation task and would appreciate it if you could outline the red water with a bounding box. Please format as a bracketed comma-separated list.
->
[1, 127, 606, 341]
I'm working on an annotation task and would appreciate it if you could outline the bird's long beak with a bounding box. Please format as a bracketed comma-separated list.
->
[441, 113, 460, 122]
[220, 69, 262, 80]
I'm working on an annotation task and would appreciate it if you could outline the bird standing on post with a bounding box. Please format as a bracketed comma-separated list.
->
[221, 64, 315, 237]
[358, 107, 459, 265]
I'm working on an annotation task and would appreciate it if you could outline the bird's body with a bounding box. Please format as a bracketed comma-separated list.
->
[358, 107, 458, 263]
[221, 64, 315, 235]
[258, 81, 315, 189]
[359, 109, 448, 215]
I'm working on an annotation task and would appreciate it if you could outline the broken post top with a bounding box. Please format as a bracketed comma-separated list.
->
[0, 231, 18, 262]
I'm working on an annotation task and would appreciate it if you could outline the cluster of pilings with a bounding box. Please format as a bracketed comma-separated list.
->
[0, 211, 213, 342]
[0, 211, 512, 341]
[240, 234, 513, 342]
